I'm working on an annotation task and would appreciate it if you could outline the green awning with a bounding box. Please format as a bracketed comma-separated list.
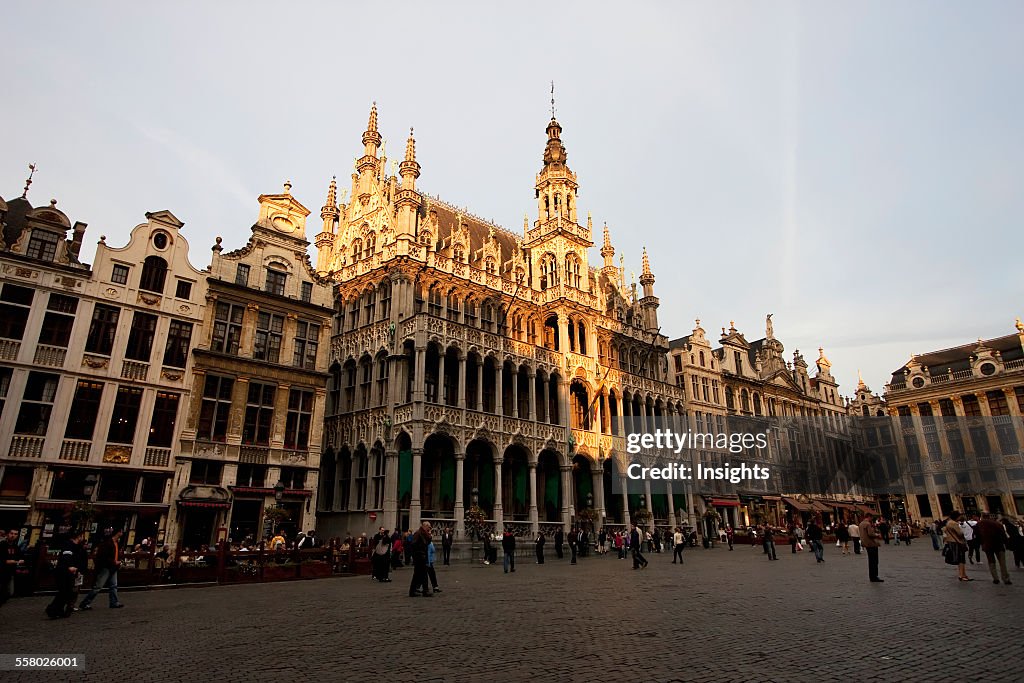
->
[398, 449, 412, 504]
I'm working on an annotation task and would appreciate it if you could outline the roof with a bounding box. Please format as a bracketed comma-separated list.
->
[420, 193, 521, 267]
[890, 333, 1023, 381]
[668, 335, 692, 350]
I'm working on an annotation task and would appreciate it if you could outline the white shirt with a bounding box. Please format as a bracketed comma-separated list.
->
[848, 523, 860, 538]
[673, 532, 683, 545]
[961, 521, 976, 541]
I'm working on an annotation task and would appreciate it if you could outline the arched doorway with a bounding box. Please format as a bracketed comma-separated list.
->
[464, 439, 496, 517]
[536, 450, 562, 522]
[603, 458, 623, 524]
[502, 444, 530, 521]
[422, 433, 456, 518]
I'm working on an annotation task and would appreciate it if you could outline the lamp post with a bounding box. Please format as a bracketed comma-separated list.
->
[273, 480, 285, 534]
[83, 474, 97, 500]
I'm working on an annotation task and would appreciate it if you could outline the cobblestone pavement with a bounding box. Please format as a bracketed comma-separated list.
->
[1, 541, 1021, 682]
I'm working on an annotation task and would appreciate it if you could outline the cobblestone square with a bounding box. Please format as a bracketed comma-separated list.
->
[2, 542, 1021, 682]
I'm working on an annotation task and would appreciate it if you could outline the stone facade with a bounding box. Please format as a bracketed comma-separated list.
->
[168, 185, 332, 549]
[881, 321, 1024, 522]
[315, 106, 687, 541]
[0, 187, 205, 545]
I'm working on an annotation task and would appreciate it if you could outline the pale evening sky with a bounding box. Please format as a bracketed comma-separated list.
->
[1, 1, 1021, 397]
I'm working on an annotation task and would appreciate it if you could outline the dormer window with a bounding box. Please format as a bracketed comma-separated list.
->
[26, 230, 60, 261]
[265, 266, 287, 296]
[484, 257, 496, 274]
[139, 255, 168, 294]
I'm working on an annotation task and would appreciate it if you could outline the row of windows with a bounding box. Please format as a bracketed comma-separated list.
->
[198, 374, 314, 450]
[191, 460, 307, 489]
[233, 263, 314, 302]
[0, 369, 179, 447]
[898, 388, 1024, 418]
[212, 301, 320, 369]
[0, 286, 194, 368]
[109, 256, 193, 299]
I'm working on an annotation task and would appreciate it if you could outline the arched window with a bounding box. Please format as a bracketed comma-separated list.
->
[351, 239, 362, 262]
[540, 253, 558, 290]
[363, 232, 376, 259]
[464, 297, 477, 327]
[446, 290, 460, 321]
[453, 243, 465, 262]
[378, 281, 391, 320]
[484, 257, 496, 274]
[420, 230, 432, 248]
[481, 301, 495, 332]
[699, 351, 705, 367]
[740, 389, 750, 413]
[726, 387, 735, 411]
[565, 253, 581, 288]
[427, 284, 443, 317]
[140, 255, 168, 294]
[577, 321, 587, 355]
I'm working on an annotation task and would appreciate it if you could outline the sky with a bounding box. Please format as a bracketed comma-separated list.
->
[2, 1, 1021, 396]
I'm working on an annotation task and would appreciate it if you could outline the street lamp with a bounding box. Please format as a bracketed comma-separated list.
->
[83, 474, 98, 500]
[274, 480, 285, 507]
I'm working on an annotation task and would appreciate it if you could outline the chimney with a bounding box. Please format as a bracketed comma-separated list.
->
[69, 221, 87, 259]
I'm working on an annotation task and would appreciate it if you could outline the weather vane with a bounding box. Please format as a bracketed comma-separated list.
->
[22, 163, 37, 198]
[550, 80, 556, 119]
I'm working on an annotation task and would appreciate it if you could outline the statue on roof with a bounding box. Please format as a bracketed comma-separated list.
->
[766, 313, 774, 339]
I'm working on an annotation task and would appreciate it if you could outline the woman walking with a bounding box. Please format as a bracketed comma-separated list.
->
[943, 511, 971, 582]
[836, 521, 850, 555]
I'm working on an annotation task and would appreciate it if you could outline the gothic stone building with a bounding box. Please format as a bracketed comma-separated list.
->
[315, 106, 687, 540]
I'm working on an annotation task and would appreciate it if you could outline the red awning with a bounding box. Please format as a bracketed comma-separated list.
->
[178, 500, 231, 509]
[855, 504, 877, 515]
[710, 499, 741, 507]
[783, 497, 814, 512]
[285, 489, 312, 498]
[809, 501, 832, 513]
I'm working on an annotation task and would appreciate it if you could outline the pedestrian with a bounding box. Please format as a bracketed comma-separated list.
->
[441, 527, 454, 566]
[652, 528, 661, 553]
[426, 535, 441, 593]
[615, 531, 625, 559]
[837, 521, 850, 555]
[879, 518, 891, 544]
[502, 530, 516, 573]
[976, 513, 1012, 585]
[404, 529, 415, 565]
[598, 528, 607, 555]
[725, 525, 734, 551]
[370, 527, 392, 582]
[535, 531, 546, 564]
[1004, 518, 1024, 569]
[762, 525, 778, 561]
[79, 529, 125, 610]
[848, 518, 862, 554]
[927, 522, 940, 551]
[859, 512, 883, 582]
[789, 524, 799, 554]
[672, 527, 685, 565]
[481, 531, 492, 565]
[943, 512, 971, 582]
[408, 521, 432, 597]
[1, 529, 25, 607]
[806, 519, 825, 563]
[554, 527, 564, 560]
[569, 527, 578, 565]
[630, 524, 648, 569]
[963, 514, 981, 565]
[391, 535, 404, 570]
[46, 530, 87, 619]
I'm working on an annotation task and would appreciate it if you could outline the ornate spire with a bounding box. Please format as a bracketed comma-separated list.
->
[362, 101, 382, 150]
[600, 222, 615, 267]
[21, 163, 36, 199]
[857, 369, 866, 390]
[399, 127, 421, 186]
[283, 179, 292, 194]
[639, 246, 655, 287]
[320, 176, 339, 224]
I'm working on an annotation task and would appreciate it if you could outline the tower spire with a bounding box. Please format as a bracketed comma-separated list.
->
[320, 176, 339, 223]
[640, 246, 654, 282]
[550, 80, 556, 119]
[399, 127, 421, 190]
[600, 222, 615, 268]
[361, 101, 382, 155]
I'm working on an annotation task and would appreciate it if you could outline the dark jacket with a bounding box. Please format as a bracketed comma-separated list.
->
[56, 539, 87, 576]
[501, 532, 516, 553]
[629, 529, 641, 549]
[0, 539, 24, 577]
[441, 531, 453, 548]
[535, 534, 545, 547]
[806, 523, 823, 542]
[977, 518, 1007, 553]
[93, 537, 120, 572]
[411, 529, 430, 564]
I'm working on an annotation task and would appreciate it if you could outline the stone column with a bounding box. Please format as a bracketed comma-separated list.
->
[410, 448, 423, 529]
[592, 468, 605, 529]
[561, 464, 573, 530]
[620, 475, 632, 528]
[383, 450, 399, 532]
[457, 354, 467, 409]
[528, 370, 537, 421]
[475, 358, 484, 412]
[437, 350, 446, 405]
[511, 367, 519, 419]
[493, 457, 504, 533]
[643, 478, 653, 529]
[528, 461, 539, 534]
[332, 452, 344, 512]
[413, 346, 426, 402]
[495, 361, 504, 417]
[559, 374, 570, 428]
[666, 480, 677, 527]
[454, 453, 466, 539]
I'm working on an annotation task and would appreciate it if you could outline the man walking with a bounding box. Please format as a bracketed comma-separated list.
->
[569, 527, 578, 565]
[976, 513, 1012, 585]
[47, 530, 87, 619]
[535, 531, 546, 564]
[672, 527, 685, 565]
[79, 529, 125, 610]
[630, 524, 648, 569]
[762, 525, 778, 560]
[859, 513, 883, 582]
[554, 527, 564, 560]
[502, 530, 516, 573]
[408, 521, 432, 597]
[848, 518, 862, 554]
[370, 527, 392, 582]
[441, 527, 454, 566]
[963, 514, 981, 565]
[806, 519, 825, 563]
[1, 529, 25, 607]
